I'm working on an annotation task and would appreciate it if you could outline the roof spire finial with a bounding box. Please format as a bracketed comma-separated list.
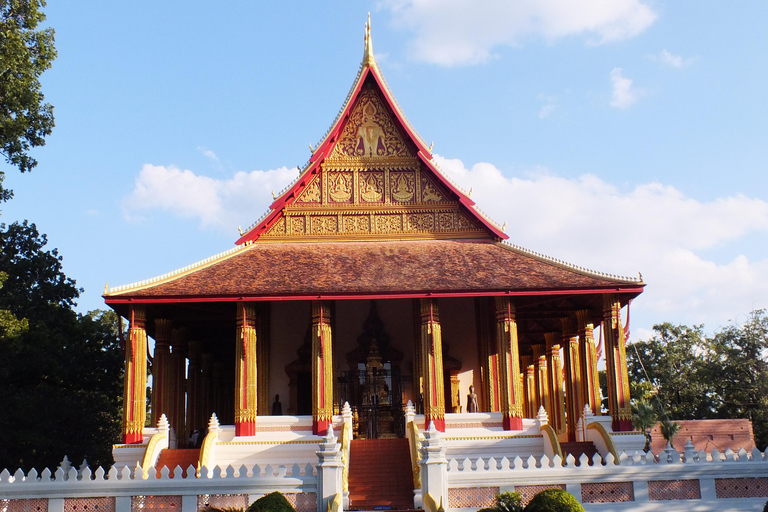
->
[363, 13, 375, 68]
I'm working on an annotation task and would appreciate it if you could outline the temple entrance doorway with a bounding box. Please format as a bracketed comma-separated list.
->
[342, 301, 405, 438]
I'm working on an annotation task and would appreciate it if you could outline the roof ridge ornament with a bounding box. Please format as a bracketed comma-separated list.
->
[363, 13, 375, 68]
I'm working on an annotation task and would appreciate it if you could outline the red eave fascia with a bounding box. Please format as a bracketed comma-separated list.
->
[103, 285, 645, 305]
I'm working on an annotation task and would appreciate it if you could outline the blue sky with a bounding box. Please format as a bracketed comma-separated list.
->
[2, 1, 766, 340]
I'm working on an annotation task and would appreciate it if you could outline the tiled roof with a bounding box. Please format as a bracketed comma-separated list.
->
[104, 239, 643, 301]
[649, 419, 756, 455]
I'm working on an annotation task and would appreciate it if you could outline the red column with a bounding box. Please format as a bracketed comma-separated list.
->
[123, 305, 147, 444]
[495, 297, 523, 430]
[544, 332, 565, 434]
[561, 318, 583, 442]
[420, 298, 446, 431]
[235, 302, 258, 436]
[312, 301, 334, 435]
[603, 295, 632, 431]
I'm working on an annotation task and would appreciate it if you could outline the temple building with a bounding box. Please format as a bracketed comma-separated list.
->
[104, 20, 644, 465]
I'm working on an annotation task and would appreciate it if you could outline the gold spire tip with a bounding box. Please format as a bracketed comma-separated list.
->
[363, 13, 375, 67]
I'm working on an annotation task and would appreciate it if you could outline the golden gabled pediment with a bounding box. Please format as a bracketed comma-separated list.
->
[330, 83, 411, 160]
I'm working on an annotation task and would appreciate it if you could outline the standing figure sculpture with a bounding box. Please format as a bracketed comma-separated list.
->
[466, 385, 479, 413]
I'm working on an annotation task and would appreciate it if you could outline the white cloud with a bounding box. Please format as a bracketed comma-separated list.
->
[433, 154, 768, 335]
[198, 146, 220, 163]
[610, 67, 642, 108]
[381, 0, 657, 66]
[123, 164, 298, 229]
[537, 94, 557, 119]
[656, 49, 695, 68]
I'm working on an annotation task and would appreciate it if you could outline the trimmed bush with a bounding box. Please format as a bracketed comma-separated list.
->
[247, 492, 296, 512]
[524, 489, 584, 512]
[495, 491, 523, 512]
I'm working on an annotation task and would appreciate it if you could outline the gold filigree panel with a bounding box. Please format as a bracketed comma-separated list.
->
[290, 216, 306, 236]
[330, 84, 411, 159]
[359, 171, 384, 203]
[297, 179, 321, 203]
[344, 215, 371, 234]
[405, 213, 435, 232]
[391, 171, 415, 203]
[375, 214, 402, 234]
[265, 218, 286, 237]
[328, 172, 353, 203]
[310, 216, 338, 235]
[421, 175, 446, 202]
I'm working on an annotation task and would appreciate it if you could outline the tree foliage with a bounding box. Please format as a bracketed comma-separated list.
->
[0, 0, 56, 200]
[0, 221, 123, 472]
[627, 311, 768, 449]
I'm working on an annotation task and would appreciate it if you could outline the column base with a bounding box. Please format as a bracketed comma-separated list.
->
[612, 418, 633, 432]
[314, 417, 332, 436]
[502, 415, 523, 431]
[123, 431, 143, 444]
[425, 417, 445, 432]
[236, 421, 256, 436]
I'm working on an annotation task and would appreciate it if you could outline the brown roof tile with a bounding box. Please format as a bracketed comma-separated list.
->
[105, 239, 642, 301]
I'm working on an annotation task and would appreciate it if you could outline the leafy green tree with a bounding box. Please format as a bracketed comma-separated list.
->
[631, 399, 657, 452]
[659, 418, 681, 449]
[626, 323, 710, 419]
[705, 310, 768, 448]
[0, 221, 123, 472]
[1, 0, 56, 201]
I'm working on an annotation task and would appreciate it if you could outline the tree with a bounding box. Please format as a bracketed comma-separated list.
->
[0, 0, 56, 201]
[0, 221, 123, 472]
[705, 310, 768, 448]
[626, 323, 711, 419]
[627, 313, 768, 450]
[631, 399, 657, 452]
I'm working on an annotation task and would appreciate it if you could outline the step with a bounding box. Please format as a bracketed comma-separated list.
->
[348, 439, 414, 510]
[560, 441, 598, 465]
[155, 448, 200, 478]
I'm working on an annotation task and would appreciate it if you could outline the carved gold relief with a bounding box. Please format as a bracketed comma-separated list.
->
[311, 216, 338, 234]
[291, 217, 306, 236]
[457, 213, 476, 231]
[391, 172, 415, 202]
[422, 177, 444, 202]
[375, 214, 402, 233]
[331, 84, 410, 159]
[344, 215, 370, 234]
[359, 172, 384, 202]
[265, 218, 286, 237]
[298, 180, 321, 203]
[438, 212, 454, 231]
[328, 172, 352, 203]
[406, 213, 435, 232]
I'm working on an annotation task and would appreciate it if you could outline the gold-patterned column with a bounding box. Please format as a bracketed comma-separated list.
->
[475, 297, 499, 412]
[150, 318, 172, 425]
[577, 310, 601, 416]
[520, 355, 534, 417]
[544, 332, 565, 434]
[257, 303, 271, 417]
[123, 305, 147, 444]
[561, 318, 583, 441]
[533, 344, 549, 418]
[235, 302, 258, 436]
[603, 295, 633, 431]
[312, 301, 334, 435]
[420, 298, 445, 431]
[495, 297, 523, 430]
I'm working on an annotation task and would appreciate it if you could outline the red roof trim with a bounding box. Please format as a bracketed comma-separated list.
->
[104, 285, 645, 304]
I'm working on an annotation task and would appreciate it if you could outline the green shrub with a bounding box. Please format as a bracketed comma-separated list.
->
[524, 489, 584, 512]
[247, 492, 296, 512]
[495, 492, 523, 512]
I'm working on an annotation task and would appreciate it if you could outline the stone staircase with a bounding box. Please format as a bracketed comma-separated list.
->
[348, 438, 416, 510]
[560, 441, 598, 465]
[155, 448, 200, 477]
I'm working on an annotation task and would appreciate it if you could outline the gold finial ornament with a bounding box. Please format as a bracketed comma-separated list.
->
[429, 141, 434, 152]
[363, 13, 375, 67]
[309, 143, 314, 152]
[238, 226, 243, 236]
[468, 187, 473, 198]
[501, 222, 507, 231]
[272, 190, 277, 200]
